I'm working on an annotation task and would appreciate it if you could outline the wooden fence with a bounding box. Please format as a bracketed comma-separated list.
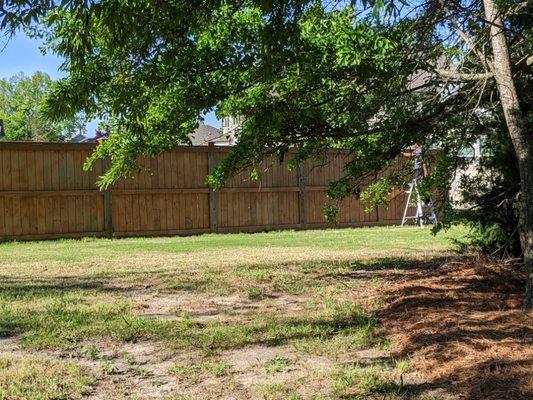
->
[0, 142, 407, 240]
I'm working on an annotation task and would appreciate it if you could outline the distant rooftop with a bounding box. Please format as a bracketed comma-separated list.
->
[189, 124, 233, 146]
[68, 125, 232, 146]
[68, 133, 94, 143]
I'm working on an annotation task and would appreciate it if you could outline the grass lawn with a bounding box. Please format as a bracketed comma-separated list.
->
[1, 225, 529, 400]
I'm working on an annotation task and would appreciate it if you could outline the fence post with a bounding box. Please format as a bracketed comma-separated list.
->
[298, 162, 306, 228]
[208, 143, 218, 232]
[102, 157, 113, 237]
[375, 169, 384, 224]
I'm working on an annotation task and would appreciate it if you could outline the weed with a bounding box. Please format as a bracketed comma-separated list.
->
[131, 366, 152, 377]
[247, 286, 264, 300]
[331, 363, 407, 399]
[168, 358, 228, 383]
[198, 359, 229, 377]
[258, 382, 302, 400]
[78, 344, 99, 360]
[168, 363, 197, 382]
[264, 356, 294, 373]
[125, 354, 137, 365]
[100, 359, 118, 375]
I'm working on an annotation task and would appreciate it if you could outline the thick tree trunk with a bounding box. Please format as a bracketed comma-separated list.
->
[483, 0, 533, 308]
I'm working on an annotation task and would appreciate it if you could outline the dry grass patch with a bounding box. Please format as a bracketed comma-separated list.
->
[0, 355, 91, 400]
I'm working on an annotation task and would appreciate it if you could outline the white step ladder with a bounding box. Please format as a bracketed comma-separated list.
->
[401, 178, 437, 228]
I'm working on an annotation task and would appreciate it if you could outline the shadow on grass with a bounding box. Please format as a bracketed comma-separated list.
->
[0, 271, 217, 300]
[349, 258, 430, 271]
[0, 294, 379, 354]
[0, 257, 384, 351]
[0, 256, 447, 349]
[0, 256, 451, 302]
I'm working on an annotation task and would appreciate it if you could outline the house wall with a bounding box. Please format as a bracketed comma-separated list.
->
[221, 116, 241, 144]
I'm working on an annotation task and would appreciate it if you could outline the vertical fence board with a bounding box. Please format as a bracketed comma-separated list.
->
[208, 143, 217, 231]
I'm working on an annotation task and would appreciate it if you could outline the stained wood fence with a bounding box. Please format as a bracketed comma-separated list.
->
[0, 142, 407, 240]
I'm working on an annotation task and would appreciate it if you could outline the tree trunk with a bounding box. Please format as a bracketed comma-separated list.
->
[483, 0, 533, 308]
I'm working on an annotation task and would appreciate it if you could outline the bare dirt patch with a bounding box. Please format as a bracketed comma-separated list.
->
[84, 341, 180, 400]
[223, 344, 334, 398]
[379, 259, 533, 400]
[131, 291, 309, 323]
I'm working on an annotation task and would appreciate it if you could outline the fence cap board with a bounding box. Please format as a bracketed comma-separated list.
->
[0, 141, 355, 155]
[0, 141, 98, 150]
[0, 141, 213, 152]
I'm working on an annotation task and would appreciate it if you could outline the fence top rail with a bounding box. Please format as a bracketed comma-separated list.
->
[0, 141, 98, 150]
[0, 141, 354, 156]
[0, 142, 228, 151]
[0, 141, 212, 152]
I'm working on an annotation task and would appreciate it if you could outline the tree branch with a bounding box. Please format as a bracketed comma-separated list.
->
[435, 69, 494, 81]
[506, 1, 531, 16]
[438, 0, 494, 72]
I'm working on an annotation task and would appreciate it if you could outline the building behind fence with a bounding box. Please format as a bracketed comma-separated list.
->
[0, 142, 407, 240]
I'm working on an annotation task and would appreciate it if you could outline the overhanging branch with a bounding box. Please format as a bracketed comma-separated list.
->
[435, 69, 494, 81]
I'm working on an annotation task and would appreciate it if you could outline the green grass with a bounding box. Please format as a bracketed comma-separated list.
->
[331, 363, 408, 399]
[258, 382, 303, 400]
[0, 356, 91, 400]
[264, 355, 295, 373]
[169, 359, 229, 382]
[0, 226, 465, 399]
[0, 289, 378, 352]
[0, 226, 464, 264]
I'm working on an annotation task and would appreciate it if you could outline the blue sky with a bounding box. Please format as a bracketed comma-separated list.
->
[0, 33, 220, 136]
[0, 34, 64, 78]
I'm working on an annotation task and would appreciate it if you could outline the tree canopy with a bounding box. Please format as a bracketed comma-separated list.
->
[0, 71, 85, 141]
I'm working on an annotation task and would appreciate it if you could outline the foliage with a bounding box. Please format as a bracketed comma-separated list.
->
[434, 3, 532, 258]
[455, 126, 522, 257]
[0, 71, 85, 141]
[11, 1, 429, 188]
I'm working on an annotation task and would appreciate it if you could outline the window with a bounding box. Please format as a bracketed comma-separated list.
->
[479, 137, 494, 157]
[458, 144, 475, 158]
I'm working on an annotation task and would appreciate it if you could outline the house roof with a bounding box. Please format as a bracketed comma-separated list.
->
[189, 124, 231, 146]
[68, 134, 94, 143]
[68, 126, 229, 146]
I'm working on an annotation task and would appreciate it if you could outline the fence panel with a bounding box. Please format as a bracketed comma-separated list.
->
[214, 147, 301, 232]
[111, 148, 210, 236]
[0, 143, 104, 239]
[0, 142, 405, 240]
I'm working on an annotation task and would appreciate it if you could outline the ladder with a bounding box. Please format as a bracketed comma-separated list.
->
[401, 178, 437, 228]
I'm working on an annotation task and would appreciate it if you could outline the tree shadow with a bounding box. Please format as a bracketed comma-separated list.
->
[0, 256, 449, 302]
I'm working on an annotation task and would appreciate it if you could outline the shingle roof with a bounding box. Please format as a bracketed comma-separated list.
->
[189, 124, 231, 146]
[68, 134, 94, 143]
